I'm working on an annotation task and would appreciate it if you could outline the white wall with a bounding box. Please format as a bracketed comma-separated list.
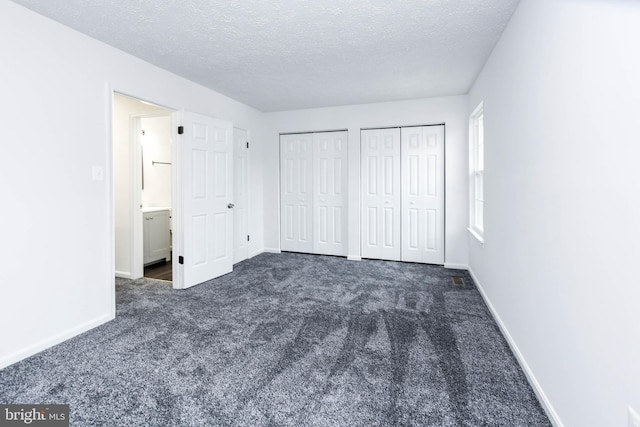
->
[141, 116, 173, 208]
[113, 95, 169, 278]
[0, 1, 265, 368]
[468, 0, 640, 425]
[263, 96, 469, 267]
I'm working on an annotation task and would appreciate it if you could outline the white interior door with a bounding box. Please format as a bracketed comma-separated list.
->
[233, 127, 249, 264]
[401, 125, 445, 264]
[174, 111, 234, 289]
[361, 128, 401, 261]
[313, 131, 348, 256]
[280, 133, 314, 253]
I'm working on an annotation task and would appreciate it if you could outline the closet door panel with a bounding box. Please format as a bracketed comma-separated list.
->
[401, 125, 445, 264]
[280, 133, 314, 253]
[313, 131, 348, 256]
[361, 128, 401, 261]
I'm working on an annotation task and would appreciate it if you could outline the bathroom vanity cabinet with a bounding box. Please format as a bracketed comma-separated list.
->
[143, 208, 171, 265]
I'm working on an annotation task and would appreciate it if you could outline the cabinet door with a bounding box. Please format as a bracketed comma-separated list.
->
[144, 210, 170, 264]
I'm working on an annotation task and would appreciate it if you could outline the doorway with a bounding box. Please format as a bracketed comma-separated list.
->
[140, 115, 173, 281]
[113, 93, 174, 282]
[113, 95, 242, 290]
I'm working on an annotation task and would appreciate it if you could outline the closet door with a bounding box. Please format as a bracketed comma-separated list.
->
[401, 125, 445, 264]
[280, 133, 314, 253]
[313, 131, 348, 256]
[361, 128, 401, 260]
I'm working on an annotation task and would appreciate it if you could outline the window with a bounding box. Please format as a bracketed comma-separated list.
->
[470, 102, 484, 242]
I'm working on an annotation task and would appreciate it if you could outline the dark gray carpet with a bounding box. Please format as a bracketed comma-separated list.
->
[0, 253, 550, 426]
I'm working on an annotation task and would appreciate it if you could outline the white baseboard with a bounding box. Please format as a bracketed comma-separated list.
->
[0, 313, 114, 370]
[115, 270, 131, 279]
[347, 255, 362, 261]
[444, 263, 468, 270]
[247, 249, 263, 259]
[468, 268, 563, 427]
[263, 248, 282, 254]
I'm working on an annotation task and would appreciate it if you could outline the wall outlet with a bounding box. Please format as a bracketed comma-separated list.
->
[629, 406, 640, 427]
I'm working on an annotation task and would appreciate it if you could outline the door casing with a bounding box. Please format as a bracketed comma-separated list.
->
[233, 127, 250, 264]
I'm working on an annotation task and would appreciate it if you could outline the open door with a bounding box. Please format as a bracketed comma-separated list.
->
[173, 111, 234, 289]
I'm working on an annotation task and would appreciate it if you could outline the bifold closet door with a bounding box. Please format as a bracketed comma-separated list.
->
[361, 128, 401, 260]
[313, 131, 348, 256]
[401, 125, 445, 264]
[280, 133, 314, 253]
[280, 131, 347, 256]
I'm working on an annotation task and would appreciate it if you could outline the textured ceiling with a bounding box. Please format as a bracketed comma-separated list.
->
[11, 0, 520, 112]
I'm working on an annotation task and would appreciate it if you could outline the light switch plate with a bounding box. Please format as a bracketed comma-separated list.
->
[629, 406, 640, 427]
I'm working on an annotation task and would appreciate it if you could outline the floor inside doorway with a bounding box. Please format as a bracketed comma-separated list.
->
[144, 260, 172, 281]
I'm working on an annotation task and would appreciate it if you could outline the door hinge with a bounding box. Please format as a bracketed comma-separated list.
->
[178, 256, 184, 265]
[178, 126, 184, 135]
[246, 141, 249, 149]
[247, 235, 250, 242]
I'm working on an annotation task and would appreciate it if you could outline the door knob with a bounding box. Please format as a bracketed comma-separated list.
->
[228, 203, 235, 209]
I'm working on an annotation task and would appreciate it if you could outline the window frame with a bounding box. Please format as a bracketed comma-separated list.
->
[469, 102, 484, 243]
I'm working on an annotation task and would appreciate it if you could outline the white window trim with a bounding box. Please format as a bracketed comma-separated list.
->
[467, 226, 484, 245]
[469, 102, 484, 244]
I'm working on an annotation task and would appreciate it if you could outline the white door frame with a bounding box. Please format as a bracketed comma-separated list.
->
[111, 90, 176, 292]
[233, 127, 250, 264]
